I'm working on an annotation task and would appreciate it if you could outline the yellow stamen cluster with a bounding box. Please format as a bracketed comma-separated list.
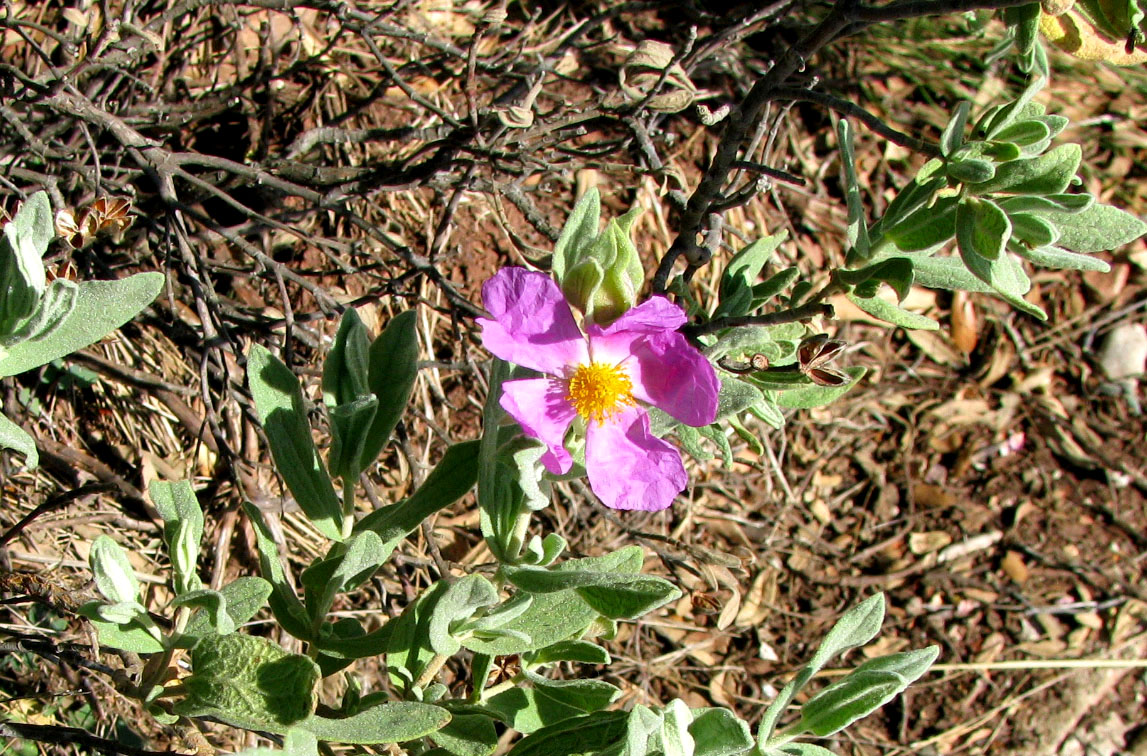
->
[566, 362, 635, 423]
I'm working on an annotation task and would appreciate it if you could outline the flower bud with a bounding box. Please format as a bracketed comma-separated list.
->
[560, 258, 603, 316]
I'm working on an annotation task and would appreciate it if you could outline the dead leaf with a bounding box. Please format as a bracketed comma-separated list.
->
[950, 290, 979, 355]
[913, 483, 956, 509]
[1001, 550, 1029, 583]
[907, 329, 966, 367]
[909, 531, 953, 554]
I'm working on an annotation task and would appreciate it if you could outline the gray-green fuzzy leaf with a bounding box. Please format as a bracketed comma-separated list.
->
[970, 143, 1081, 196]
[0, 273, 163, 377]
[1051, 202, 1147, 253]
[847, 294, 939, 331]
[359, 310, 420, 472]
[776, 367, 866, 410]
[247, 345, 344, 542]
[0, 412, 37, 468]
[302, 702, 450, 744]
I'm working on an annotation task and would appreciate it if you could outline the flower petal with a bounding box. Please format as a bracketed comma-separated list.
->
[500, 378, 577, 474]
[593, 295, 687, 336]
[478, 268, 588, 376]
[589, 325, 719, 427]
[585, 406, 687, 511]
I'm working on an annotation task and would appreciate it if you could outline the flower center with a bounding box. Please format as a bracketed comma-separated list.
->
[566, 362, 635, 423]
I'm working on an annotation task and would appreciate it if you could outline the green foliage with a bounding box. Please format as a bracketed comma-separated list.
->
[175, 634, 320, 732]
[248, 344, 345, 541]
[0, 192, 161, 468]
[551, 188, 645, 325]
[58, 21, 1147, 753]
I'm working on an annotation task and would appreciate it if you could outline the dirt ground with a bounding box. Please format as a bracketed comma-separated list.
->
[1, 1, 1145, 755]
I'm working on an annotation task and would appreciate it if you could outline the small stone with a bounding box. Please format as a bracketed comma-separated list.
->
[1098, 322, 1147, 380]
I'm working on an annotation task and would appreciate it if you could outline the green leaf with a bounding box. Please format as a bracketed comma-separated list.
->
[939, 101, 970, 158]
[523, 532, 567, 566]
[89, 535, 139, 604]
[314, 618, 366, 676]
[689, 708, 753, 756]
[757, 594, 887, 748]
[0, 192, 50, 336]
[488, 674, 620, 735]
[1014, 245, 1111, 272]
[1051, 202, 1147, 253]
[721, 234, 786, 298]
[877, 174, 944, 231]
[748, 392, 785, 430]
[301, 702, 451, 744]
[909, 255, 995, 293]
[0, 412, 37, 468]
[715, 376, 765, 423]
[433, 713, 498, 756]
[775, 367, 866, 410]
[836, 120, 870, 260]
[946, 158, 996, 184]
[673, 423, 712, 463]
[462, 550, 644, 656]
[796, 670, 905, 737]
[576, 578, 680, 620]
[853, 646, 940, 681]
[478, 359, 527, 562]
[505, 559, 679, 620]
[182, 577, 272, 642]
[992, 119, 1051, 149]
[387, 581, 448, 691]
[149, 480, 204, 595]
[327, 395, 378, 481]
[883, 197, 957, 253]
[429, 575, 500, 655]
[715, 234, 787, 319]
[247, 345, 344, 541]
[323, 309, 371, 407]
[504, 711, 630, 756]
[847, 293, 938, 331]
[1005, 2, 1040, 59]
[231, 728, 319, 756]
[838, 258, 914, 302]
[971, 143, 1081, 196]
[302, 530, 387, 624]
[1010, 212, 1059, 248]
[172, 589, 236, 635]
[359, 310, 420, 472]
[661, 699, 695, 756]
[960, 241, 1046, 321]
[9, 279, 77, 346]
[957, 197, 1011, 263]
[810, 593, 885, 670]
[979, 76, 1046, 139]
[552, 189, 601, 282]
[0, 273, 163, 377]
[751, 267, 800, 308]
[524, 639, 611, 666]
[76, 602, 164, 654]
[773, 744, 836, 756]
[311, 621, 394, 660]
[175, 634, 321, 733]
[354, 440, 480, 553]
[241, 501, 313, 642]
[996, 193, 1093, 215]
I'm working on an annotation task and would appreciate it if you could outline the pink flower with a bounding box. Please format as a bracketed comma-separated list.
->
[478, 268, 720, 512]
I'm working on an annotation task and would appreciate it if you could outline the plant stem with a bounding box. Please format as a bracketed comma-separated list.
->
[480, 671, 527, 701]
[683, 301, 834, 338]
[415, 653, 450, 689]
